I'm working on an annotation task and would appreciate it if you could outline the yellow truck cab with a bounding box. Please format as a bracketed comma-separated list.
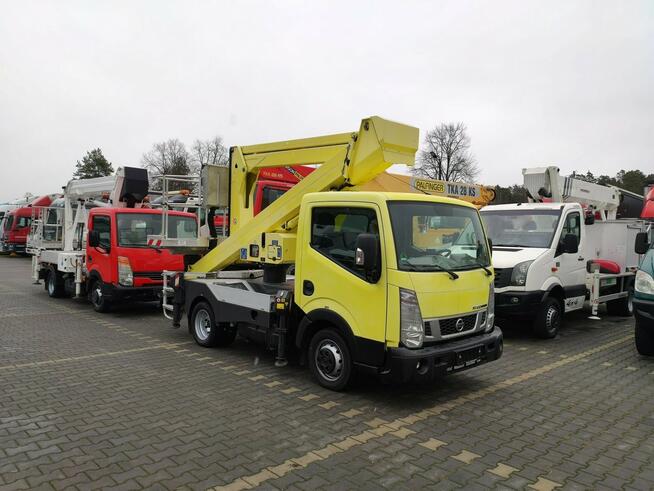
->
[156, 117, 502, 390]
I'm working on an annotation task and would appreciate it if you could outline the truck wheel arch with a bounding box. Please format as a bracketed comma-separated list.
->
[296, 309, 357, 357]
[542, 284, 565, 305]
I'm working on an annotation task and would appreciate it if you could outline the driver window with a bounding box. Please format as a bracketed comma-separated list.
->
[310, 207, 378, 280]
[562, 212, 581, 243]
[92, 215, 111, 249]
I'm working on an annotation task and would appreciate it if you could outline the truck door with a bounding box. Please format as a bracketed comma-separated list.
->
[556, 210, 586, 311]
[296, 204, 387, 345]
[88, 214, 113, 283]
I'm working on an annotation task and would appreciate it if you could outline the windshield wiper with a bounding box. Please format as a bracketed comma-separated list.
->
[431, 263, 459, 280]
[400, 262, 459, 279]
[468, 262, 492, 276]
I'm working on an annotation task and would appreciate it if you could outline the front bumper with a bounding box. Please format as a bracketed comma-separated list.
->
[495, 290, 544, 317]
[101, 283, 162, 302]
[381, 327, 503, 383]
[634, 297, 654, 325]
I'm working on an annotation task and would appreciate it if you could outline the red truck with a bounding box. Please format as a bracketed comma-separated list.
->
[33, 167, 198, 312]
[2, 195, 55, 254]
[210, 165, 315, 235]
[81, 207, 196, 311]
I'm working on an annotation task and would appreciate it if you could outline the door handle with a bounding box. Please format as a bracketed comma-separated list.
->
[88, 255, 92, 262]
[303, 280, 314, 296]
[577, 257, 584, 261]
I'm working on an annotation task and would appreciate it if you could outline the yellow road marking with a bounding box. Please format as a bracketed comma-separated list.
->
[452, 450, 480, 464]
[488, 463, 518, 478]
[420, 438, 447, 451]
[529, 477, 563, 491]
[0, 343, 184, 371]
[210, 334, 631, 491]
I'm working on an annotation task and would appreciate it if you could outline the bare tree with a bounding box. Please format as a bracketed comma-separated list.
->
[413, 123, 480, 182]
[141, 138, 191, 190]
[191, 136, 229, 168]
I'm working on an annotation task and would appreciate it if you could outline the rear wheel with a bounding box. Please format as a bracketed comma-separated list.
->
[635, 317, 654, 356]
[190, 301, 236, 347]
[89, 279, 111, 313]
[606, 282, 634, 317]
[308, 328, 353, 391]
[533, 297, 562, 339]
[45, 267, 65, 298]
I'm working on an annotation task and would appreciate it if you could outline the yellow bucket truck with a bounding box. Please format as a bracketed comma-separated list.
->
[152, 117, 502, 390]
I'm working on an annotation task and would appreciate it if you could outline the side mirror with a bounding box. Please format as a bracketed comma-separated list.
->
[584, 213, 595, 225]
[563, 233, 578, 254]
[635, 232, 650, 255]
[355, 233, 381, 283]
[88, 229, 100, 247]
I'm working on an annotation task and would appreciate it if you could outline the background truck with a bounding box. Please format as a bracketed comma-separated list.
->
[1, 195, 56, 254]
[30, 167, 197, 312]
[481, 166, 648, 338]
[152, 116, 502, 390]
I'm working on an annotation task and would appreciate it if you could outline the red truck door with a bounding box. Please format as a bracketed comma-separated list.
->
[87, 214, 114, 284]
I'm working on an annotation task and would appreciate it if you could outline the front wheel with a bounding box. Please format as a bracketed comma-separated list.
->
[606, 283, 634, 317]
[190, 301, 236, 347]
[635, 318, 654, 356]
[533, 297, 562, 339]
[89, 279, 111, 313]
[45, 267, 65, 298]
[308, 328, 353, 391]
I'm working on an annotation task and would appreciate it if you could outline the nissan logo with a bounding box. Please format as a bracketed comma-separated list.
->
[455, 318, 465, 332]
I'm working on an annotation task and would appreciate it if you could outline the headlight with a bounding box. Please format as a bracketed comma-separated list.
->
[635, 269, 654, 295]
[485, 283, 495, 332]
[400, 288, 424, 348]
[117, 255, 134, 287]
[510, 260, 533, 286]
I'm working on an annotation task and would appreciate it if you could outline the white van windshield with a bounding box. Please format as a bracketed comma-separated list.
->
[481, 209, 561, 248]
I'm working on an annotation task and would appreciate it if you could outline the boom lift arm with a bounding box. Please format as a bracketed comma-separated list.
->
[523, 166, 624, 220]
[189, 116, 418, 273]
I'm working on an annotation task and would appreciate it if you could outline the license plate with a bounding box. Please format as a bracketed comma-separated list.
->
[448, 347, 484, 372]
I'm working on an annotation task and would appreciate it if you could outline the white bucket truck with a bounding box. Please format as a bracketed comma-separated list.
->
[481, 166, 646, 338]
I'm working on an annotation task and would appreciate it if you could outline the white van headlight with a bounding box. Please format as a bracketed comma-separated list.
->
[635, 269, 654, 295]
[400, 288, 424, 349]
[511, 260, 533, 286]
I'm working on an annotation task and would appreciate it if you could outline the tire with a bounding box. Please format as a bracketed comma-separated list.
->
[190, 301, 236, 348]
[45, 267, 65, 298]
[635, 317, 654, 356]
[606, 283, 634, 317]
[308, 328, 353, 391]
[88, 278, 111, 313]
[533, 297, 563, 339]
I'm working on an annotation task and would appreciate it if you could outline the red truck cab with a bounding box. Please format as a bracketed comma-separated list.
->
[85, 207, 196, 311]
[212, 165, 315, 234]
[2, 195, 53, 254]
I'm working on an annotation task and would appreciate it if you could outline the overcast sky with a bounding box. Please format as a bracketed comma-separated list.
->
[1, 1, 652, 201]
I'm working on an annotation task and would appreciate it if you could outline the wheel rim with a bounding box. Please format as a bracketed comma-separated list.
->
[194, 309, 211, 341]
[546, 304, 561, 332]
[48, 273, 55, 295]
[91, 284, 102, 306]
[315, 339, 343, 382]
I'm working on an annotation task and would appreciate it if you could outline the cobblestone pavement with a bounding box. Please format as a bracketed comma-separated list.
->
[1, 255, 653, 491]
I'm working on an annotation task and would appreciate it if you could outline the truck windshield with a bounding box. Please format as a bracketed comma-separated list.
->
[480, 209, 560, 248]
[117, 213, 197, 247]
[388, 201, 490, 272]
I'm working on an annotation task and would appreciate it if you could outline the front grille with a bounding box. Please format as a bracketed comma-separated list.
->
[493, 267, 512, 288]
[439, 314, 477, 336]
[133, 271, 164, 280]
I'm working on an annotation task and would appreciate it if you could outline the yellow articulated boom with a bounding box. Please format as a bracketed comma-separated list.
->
[161, 116, 502, 391]
[189, 116, 417, 273]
